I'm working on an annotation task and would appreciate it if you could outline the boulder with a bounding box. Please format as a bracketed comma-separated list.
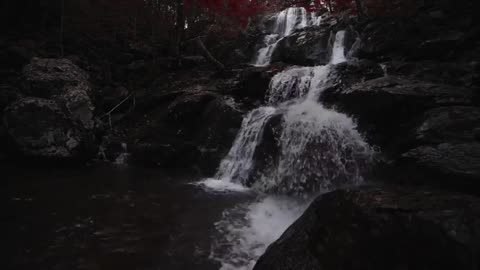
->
[195, 97, 244, 173]
[413, 106, 480, 145]
[130, 92, 243, 172]
[401, 143, 480, 185]
[21, 58, 95, 130]
[271, 27, 330, 66]
[322, 59, 384, 95]
[22, 58, 90, 98]
[254, 187, 480, 270]
[231, 64, 288, 103]
[166, 91, 218, 126]
[322, 76, 474, 148]
[3, 97, 94, 160]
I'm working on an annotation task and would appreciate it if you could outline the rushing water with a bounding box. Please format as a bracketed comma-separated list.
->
[253, 7, 322, 66]
[201, 24, 374, 270]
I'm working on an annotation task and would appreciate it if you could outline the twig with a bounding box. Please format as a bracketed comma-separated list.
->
[101, 93, 134, 130]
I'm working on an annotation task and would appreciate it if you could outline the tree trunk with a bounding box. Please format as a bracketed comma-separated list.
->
[59, 0, 65, 57]
[194, 37, 225, 71]
[175, 0, 185, 58]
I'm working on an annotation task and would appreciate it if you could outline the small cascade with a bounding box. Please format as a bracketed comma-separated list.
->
[215, 107, 277, 185]
[253, 7, 321, 66]
[114, 143, 130, 165]
[266, 66, 316, 105]
[331, 30, 347, 64]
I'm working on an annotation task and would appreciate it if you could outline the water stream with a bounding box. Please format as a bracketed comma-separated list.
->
[201, 10, 375, 269]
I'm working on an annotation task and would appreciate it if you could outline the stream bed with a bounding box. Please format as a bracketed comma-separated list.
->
[2, 165, 262, 270]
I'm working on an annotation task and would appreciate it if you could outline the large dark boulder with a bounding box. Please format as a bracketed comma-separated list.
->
[271, 27, 330, 66]
[166, 91, 218, 126]
[254, 187, 480, 270]
[195, 97, 244, 173]
[3, 97, 94, 160]
[130, 91, 243, 173]
[21, 57, 95, 129]
[3, 58, 97, 161]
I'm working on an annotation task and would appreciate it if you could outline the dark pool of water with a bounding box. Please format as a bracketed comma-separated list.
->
[1, 165, 254, 270]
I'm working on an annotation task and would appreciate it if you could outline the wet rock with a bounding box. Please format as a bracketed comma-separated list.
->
[322, 76, 474, 147]
[413, 106, 480, 145]
[166, 91, 217, 125]
[246, 113, 283, 186]
[3, 97, 94, 160]
[130, 93, 243, 172]
[231, 64, 287, 102]
[254, 187, 480, 270]
[195, 98, 244, 173]
[61, 84, 95, 130]
[323, 59, 384, 94]
[271, 27, 330, 66]
[401, 143, 480, 184]
[350, 20, 420, 59]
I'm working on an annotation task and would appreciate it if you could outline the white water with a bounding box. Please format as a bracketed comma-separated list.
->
[214, 106, 277, 185]
[210, 196, 308, 270]
[201, 11, 373, 270]
[254, 7, 321, 66]
[331, 30, 347, 65]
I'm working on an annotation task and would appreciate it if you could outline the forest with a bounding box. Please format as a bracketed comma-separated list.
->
[1, 0, 479, 270]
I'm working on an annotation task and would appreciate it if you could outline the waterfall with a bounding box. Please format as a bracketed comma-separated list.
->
[202, 17, 374, 270]
[253, 7, 320, 66]
[215, 106, 277, 185]
[331, 30, 347, 64]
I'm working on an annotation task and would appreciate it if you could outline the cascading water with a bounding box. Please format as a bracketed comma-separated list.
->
[214, 106, 277, 185]
[253, 7, 321, 66]
[201, 16, 374, 269]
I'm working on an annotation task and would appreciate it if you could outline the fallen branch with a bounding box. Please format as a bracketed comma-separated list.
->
[101, 93, 135, 130]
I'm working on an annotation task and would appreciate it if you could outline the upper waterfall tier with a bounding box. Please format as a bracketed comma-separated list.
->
[253, 7, 322, 66]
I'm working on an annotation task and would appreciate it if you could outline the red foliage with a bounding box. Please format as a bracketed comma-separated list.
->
[185, 0, 270, 27]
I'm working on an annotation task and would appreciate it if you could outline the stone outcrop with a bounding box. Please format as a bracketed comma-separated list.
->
[3, 58, 96, 160]
[4, 97, 95, 160]
[254, 187, 480, 270]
